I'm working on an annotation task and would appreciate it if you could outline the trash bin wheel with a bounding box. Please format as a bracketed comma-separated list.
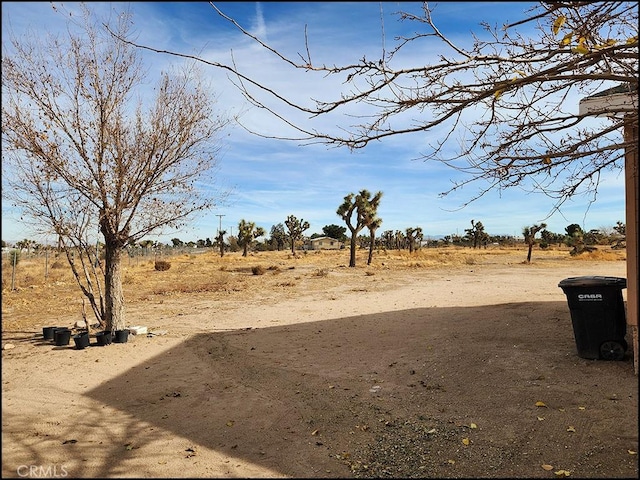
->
[600, 340, 626, 361]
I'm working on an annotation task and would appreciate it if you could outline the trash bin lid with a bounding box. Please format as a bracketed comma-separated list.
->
[558, 276, 626, 288]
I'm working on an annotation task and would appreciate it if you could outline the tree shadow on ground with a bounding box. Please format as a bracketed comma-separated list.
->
[3, 301, 637, 478]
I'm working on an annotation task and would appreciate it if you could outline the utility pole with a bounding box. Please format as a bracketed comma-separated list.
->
[216, 214, 225, 234]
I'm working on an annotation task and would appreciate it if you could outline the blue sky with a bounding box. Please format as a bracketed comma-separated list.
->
[1, 2, 627, 244]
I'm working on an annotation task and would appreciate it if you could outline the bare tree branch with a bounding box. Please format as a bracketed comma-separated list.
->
[2, 4, 230, 330]
[110, 2, 636, 213]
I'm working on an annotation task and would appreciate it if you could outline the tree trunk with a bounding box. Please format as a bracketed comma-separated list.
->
[349, 235, 357, 267]
[367, 234, 375, 265]
[526, 243, 533, 263]
[290, 238, 296, 255]
[104, 241, 125, 332]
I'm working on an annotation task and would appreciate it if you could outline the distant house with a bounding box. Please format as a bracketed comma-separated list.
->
[309, 236, 342, 250]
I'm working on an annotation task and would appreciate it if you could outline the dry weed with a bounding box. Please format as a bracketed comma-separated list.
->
[252, 265, 266, 275]
[154, 260, 171, 271]
[312, 268, 329, 277]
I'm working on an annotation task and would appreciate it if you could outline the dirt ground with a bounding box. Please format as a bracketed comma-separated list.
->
[1, 248, 638, 478]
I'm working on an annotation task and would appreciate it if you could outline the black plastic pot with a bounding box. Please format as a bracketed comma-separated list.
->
[95, 331, 112, 346]
[54, 328, 72, 346]
[113, 329, 129, 344]
[43, 326, 59, 341]
[73, 332, 90, 350]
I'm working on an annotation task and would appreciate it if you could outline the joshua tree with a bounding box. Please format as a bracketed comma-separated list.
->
[284, 215, 311, 255]
[216, 230, 227, 258]
[523, 223, 547, 263]
[269, 223, 287, 251]
[237, 220, 266, 257]
[405, 227, 424, 254]
[365, 215, 383, 265]
[337, 189, 383, 267]
[465, 220, 489, 249]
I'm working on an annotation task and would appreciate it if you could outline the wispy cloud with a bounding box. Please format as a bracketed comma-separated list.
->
[1, 2, 626, 244]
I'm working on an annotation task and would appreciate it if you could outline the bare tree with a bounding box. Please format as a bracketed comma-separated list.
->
[337, 189, 383, 267]
[1, 5, 229, 331]
[124, 2, 637, 213]
[284, 215, 310, 255]
[523, 223, 548, 263]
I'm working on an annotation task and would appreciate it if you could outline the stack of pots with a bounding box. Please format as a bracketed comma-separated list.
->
[53, 327, 72, 346]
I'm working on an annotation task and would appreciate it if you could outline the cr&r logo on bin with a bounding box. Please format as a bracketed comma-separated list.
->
[577, 293, 603, 301]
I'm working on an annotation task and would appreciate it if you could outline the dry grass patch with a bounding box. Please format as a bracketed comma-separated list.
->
[1, 246, 626, 333]
[570, 248, 626, 262]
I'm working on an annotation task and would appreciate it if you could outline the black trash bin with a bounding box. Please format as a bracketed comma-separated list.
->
[558, 276, 627, 360]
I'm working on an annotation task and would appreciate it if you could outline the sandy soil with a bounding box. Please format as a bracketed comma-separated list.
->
[1, 249, 638, 478]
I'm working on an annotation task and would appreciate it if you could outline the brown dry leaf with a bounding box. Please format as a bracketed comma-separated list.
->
[628, 450, 637, 455]
[470, 423, 477, 429]
[578, 406, 586, 410]
[567, 426, 576, 432]
[537, 416, 545, 421]
[542, 464, 554, 471]
[226, 420, 234, 427]
[462, 438, 470, 446]
[447, 459, 456, 465]
[535, 401, 547, 408]
[311, 429, 319, 436]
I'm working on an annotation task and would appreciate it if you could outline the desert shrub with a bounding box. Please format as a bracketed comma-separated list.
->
[154, 260, 171, 271]
[312, 268, 329, 277]
[252, 265, 266, 275]
[464, 256, 477, 265]
[571, 248, 624, 261]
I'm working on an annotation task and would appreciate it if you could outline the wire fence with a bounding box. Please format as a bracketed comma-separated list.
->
[1, 246, 214, 291]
